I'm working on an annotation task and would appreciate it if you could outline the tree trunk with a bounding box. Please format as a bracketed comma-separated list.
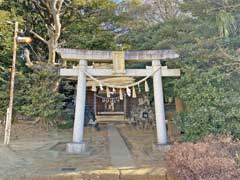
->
[48, 44, 57, 64]
[31, 0, 63, 65]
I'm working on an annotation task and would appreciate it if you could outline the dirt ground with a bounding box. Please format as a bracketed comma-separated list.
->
[117, 124, 165, 168]
[0, 122, 166, 180]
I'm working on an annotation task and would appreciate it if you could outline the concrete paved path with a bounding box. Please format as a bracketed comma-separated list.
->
[108, 124, 135, 168]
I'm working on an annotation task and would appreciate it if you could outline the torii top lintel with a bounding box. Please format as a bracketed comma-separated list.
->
[57, 48, 179, 62]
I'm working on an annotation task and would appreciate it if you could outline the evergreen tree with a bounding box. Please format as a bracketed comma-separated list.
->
[125, 0, 240, 140]
[0, 0, 125, 125]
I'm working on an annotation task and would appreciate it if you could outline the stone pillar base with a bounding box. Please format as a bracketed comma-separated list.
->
[153, 143, 172, 152]
[66, 142, 89, 154]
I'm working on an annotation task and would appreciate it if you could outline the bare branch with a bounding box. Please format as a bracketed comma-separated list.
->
[57, 0, 64, 14]
[30, 30, 48, 45]
[58, 40, 66, 47]
[0, 66, 6, 71]
[216, 44, 240, 62]
[24, 49, 34, 68]
[0, 77, 7, 83]
[210, 3, 240, 12]
[53, 79, 61, 92]
[42, 0, 51, 12]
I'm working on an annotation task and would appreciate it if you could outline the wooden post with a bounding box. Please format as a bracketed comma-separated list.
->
[4, 108, 10, 144]
[4, 22, 18, 145]
[175, 97, 184, 113]
[94, 92, 96, 116]
[124, 94, 127, 119]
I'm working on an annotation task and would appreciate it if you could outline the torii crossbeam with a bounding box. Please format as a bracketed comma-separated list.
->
[57, 48, 180, 154]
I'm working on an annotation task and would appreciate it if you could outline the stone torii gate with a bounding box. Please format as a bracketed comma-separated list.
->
[58, 48, 180, 153]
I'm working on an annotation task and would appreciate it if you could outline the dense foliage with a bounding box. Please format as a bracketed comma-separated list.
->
[61, 0, 120, 50]
[0, 0, 122, 124]
[15, 66, 64, 122]
[175, 0, 240, 141]
[0, 6, 21, 118]
[124, 0, 240, 141]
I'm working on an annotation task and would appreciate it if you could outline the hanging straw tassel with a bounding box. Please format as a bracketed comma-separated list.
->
[119, 88, 123, 100]
[99, 83, 104, 91]
[106, 87, 110, 97]
[138, 82, 141, 93]
[91, 82, 97, 92]
[126, 87, 131, 97]
[145, 81, 149, 92]
[132, 86, 137, 98]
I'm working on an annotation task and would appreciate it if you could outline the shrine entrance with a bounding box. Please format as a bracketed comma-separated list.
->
[95, 92, 126, 122]
[89, 76, 134, 122]
[96, 94, 124, 114]
[58, 48, 180, 154]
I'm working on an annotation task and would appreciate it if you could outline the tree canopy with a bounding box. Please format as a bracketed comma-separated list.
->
[0, 0, 122, 124]
[125, 0, 240, 140]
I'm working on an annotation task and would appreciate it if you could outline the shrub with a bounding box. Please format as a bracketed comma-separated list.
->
[165, 135, 240, 180]
[14, 65, 65, 123]
[174, 69, 240, 141]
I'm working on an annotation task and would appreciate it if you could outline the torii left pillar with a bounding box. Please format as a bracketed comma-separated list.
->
[66, 60, 88, 154]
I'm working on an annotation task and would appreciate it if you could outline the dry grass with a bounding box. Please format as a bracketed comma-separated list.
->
[165, 135, 240, 180]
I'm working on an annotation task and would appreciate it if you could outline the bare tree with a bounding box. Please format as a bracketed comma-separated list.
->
[30, 0, 64, 64]
[144, 0, 181, 23]
[121, 0, 181, 28]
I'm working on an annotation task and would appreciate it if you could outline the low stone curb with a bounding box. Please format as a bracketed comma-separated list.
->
[32, 167, 174, 180]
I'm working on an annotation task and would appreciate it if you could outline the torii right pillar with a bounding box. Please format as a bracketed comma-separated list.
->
[152, 60, 167, 145]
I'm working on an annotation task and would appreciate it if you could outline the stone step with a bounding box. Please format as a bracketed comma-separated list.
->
[97, 111, 124, 115]
[96, 115, 127, 122]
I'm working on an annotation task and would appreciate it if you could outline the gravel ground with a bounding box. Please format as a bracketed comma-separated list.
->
[0, 123, 166, 180]
[117, 124, 166, 168]
[0, 123, 110, 179]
